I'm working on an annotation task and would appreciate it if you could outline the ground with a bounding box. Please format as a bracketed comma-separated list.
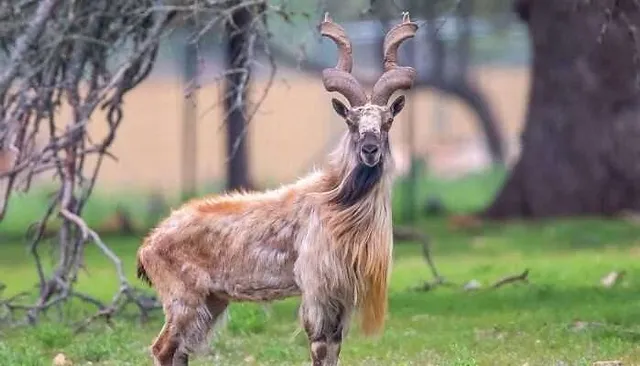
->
[1, 171, 640, 365]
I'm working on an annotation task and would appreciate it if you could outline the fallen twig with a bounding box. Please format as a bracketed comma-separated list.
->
[0, 290, 31, 325]
[490, 269, 530, 289]
[457, 270, 530, 292]
[393, 225, 454, 291]
[72, 286, 161, 333]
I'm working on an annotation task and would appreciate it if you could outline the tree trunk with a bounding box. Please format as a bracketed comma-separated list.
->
[181, 29, 198, 200]
[484, 0, 640, 219]
[224, 4, 253, 191]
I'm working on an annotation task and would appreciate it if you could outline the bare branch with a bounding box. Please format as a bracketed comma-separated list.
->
[490, 269, 530, 289]
[0, 0, 61, 96]
[0, 0, 293, 326]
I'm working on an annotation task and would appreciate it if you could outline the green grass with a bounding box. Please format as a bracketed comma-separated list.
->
[2, 170, 640, 365]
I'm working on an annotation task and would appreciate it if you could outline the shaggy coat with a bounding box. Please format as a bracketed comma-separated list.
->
[136, 132, 394, 359]
[136, 12, 418, 366]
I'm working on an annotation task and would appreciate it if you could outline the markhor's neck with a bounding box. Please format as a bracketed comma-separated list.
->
[323, 134, 394, 208]
[329, 162, 385, 207]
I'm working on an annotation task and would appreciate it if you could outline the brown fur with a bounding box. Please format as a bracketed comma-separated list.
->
[136, 13, 416, 364]
[193, 199, 248, 215]
[136, 126, 397, 364]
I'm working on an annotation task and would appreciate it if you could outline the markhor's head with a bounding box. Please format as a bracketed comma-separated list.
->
[321, 13, 418, 168]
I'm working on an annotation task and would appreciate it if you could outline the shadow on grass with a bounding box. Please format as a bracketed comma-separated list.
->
[389, 284, 640, 322]
[408, 216, 640, 257]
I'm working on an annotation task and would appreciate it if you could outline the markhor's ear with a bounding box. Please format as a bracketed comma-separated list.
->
[331, 98, 349, 119]
[390, 95, 405, 117]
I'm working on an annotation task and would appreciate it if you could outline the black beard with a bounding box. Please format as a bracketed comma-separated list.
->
[330, 161, 383, 207]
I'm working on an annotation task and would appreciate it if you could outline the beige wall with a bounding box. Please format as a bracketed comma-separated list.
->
[41, 65, 531, 194]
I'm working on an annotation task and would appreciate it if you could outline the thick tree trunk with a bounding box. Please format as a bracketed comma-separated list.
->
[224, 4, 253, 191]
[484, 0, 640, 218]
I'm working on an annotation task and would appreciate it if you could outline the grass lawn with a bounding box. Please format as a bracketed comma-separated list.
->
[1, 171, 640, 365]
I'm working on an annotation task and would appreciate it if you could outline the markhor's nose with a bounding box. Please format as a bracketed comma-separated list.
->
[362, 144, 379, 155]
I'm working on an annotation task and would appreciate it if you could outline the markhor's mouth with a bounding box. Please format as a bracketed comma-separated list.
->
[361, 155, 380, 167]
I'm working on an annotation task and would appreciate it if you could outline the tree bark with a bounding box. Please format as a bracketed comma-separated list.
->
[484, 0, 640, 219]
[224, 4, 253, 191]
[181, 29, 198, 200]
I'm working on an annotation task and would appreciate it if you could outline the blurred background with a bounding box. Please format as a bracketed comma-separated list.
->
[3, 0, 640, 364]
[1, 0, 528, 231]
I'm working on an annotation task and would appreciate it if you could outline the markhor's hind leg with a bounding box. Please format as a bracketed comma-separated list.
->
[151, 294, 228, 366]
[300, 299, 349, 366]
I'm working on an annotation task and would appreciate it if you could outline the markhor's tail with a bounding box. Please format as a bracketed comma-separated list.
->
[359, 277, 387, 337]
[136, 253, 152, 287]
